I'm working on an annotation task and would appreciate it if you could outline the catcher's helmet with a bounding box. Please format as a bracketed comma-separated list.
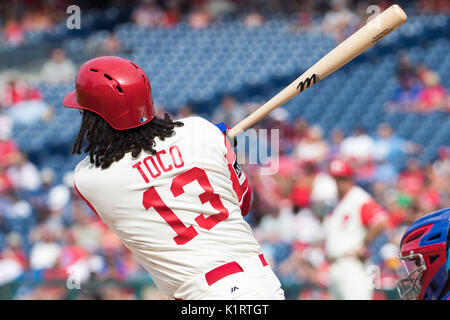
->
[63, 56, 155, 130]
[397, 208, 450, 300]
[328, 159, 353, 178]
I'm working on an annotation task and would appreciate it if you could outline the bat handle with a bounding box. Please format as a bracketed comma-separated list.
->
[227, 126, 241, 139]
[225, 130, 238, 147]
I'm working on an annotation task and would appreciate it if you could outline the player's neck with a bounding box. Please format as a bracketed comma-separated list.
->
[337, 183, 354, 200]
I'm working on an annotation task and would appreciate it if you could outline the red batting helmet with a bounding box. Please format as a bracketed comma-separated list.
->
[63, 56, 155, 130]
[328, 159, 353, 178]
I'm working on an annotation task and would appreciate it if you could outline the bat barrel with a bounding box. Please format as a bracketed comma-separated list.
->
[228, 4, 407, 139]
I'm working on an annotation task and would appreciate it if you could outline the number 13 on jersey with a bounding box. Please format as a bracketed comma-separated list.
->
[143, 167, 229, 245]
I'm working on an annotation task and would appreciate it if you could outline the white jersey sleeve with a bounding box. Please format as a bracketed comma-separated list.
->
[73, 116, 261, 296]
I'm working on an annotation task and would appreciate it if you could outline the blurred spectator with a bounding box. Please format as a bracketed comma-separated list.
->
[85, 31, 125, 64]
[340, 127, 374, 162]
[3, 233, 27, 268]
[247, 167, 283, 227]
[0, 105, 13, 141]
[373, 123, 421, 163]
[396, 52, 417, 82]
[6, 152, 42, 193]
[243, 11, 264, 28]
[206, 0, 236, 19]
[7, 98, 51, 126]
[321, 0, 360, 41]
[294, 125, 329, 164]
[373, 159, 398, 186]
[417, 0, 450, 13]
[45, 172, 74, 217]
[3, 18, 24, 47]
[328, 128, 345, 161]
[309, 167, 338, 218]
[387, 76, 422, 112]
[0, 74, 51, 125]
[188, 6, 211, 29]
[431, 147, 450, 196]
[1, 191, 33, 226]
[253, 202, 297, 264]
[71, 207, 102, 254]
[49, 230, 91, 283]
[417, 179, 442, 213]
[98, 245, 131, 281]
[0, 166, 14, 195]
[293, 118, 309, 143]
[29, 168, 57, 224]
[416, 71, 448, 112]
[290, 168, 314, 210]
[0, 76, 42, 108]
[162, 1, 182, 27]
[389, 57, 448, 114]
[40, 48, 76, 85]
[290, 161, 337, 217]
[0, 252, 23, 285]
[20, 6, 55, 33]
[0, 134, 20, 171]
[176, 104, 197, 119]
[292, 208, 325, 245]
[268, 108, 297, 155]
[29, 227, 62, 271]
[415, 62, 433, 83]
[291, 0, 314, 33]
[398, 158, 426, 197]
[99, 32, 123, 56]
[132, 1, 167, 28]
[211, 95, 246, 126]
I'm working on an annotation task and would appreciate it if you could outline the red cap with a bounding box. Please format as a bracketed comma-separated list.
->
[63, 56, 155, 130]
[329, 159, 353, 178]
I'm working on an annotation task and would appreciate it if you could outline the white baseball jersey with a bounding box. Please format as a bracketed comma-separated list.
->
[323, 185, 387, 260]
[73, 117, 260, 296]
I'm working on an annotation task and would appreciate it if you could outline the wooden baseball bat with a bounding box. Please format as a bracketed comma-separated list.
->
[227, 4, 407, 138]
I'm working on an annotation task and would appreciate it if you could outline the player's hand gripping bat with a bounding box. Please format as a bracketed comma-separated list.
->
[227, 4, 407, 139]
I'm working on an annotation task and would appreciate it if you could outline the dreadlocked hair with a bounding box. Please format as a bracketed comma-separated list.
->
[72, 111, 184, 169]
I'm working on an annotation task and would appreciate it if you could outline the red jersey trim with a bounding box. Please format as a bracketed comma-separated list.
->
[222, 130, 251, 216]
[74, 183, 100, 219]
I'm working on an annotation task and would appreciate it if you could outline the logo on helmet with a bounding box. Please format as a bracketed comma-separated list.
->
[138, 105, 149, 123]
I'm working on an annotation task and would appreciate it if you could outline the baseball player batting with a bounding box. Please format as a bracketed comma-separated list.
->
[63, 4, 407, 300]
[63, 56, 284, 300]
